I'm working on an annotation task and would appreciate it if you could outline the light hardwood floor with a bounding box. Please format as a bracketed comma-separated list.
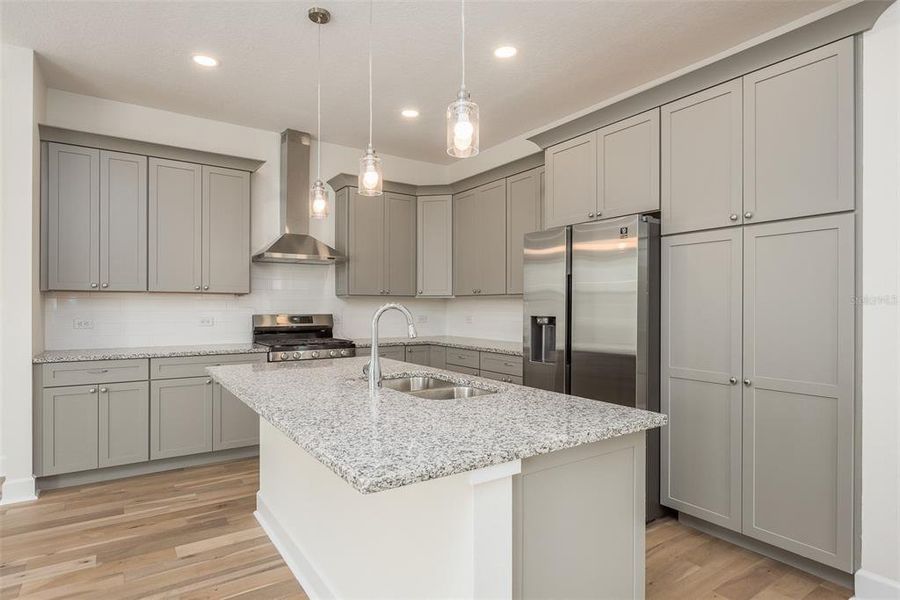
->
[1, 458, 851, 600]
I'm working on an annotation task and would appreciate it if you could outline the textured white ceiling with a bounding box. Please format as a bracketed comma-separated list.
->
[2, 0, 841, 164]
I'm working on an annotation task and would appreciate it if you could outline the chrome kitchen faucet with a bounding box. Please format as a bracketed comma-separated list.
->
[365, 303, 417, 393]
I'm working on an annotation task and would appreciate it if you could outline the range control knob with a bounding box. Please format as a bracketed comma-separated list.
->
[280, 352, 288, 360]
[293, 352, 301, 359]
[311, 351, 320, 358]
[329, 350, 337, 357]
[341, 349, 350, 357]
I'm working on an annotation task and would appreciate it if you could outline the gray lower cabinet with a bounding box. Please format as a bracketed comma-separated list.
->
[40, 385, 100, 476]
[150, 377, 213, 459]
[596, 108, 660, 219]
[506, 167, 543, 295]
[660, 229, 743, 532]
[99, 381, 150, 468]
[377, 346, 406, 361]
[149, 158, 203, 292]
[404, 345, 431, 366]
[661, 80, 743, 235]
[743, 38, 854, 224]
[212, 383, 259, 450]
[430, 346, 447, 370]
[453, 180, 507, 296]
[202, 166, 250, 293]
[741, 213, 854, 571]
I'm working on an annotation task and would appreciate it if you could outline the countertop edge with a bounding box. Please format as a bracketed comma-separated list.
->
[33, 344, 269, 364]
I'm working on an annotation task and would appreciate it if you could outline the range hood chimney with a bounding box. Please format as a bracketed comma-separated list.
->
[252, 129, 345, 264]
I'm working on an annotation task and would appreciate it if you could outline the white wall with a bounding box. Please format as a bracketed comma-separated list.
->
[0, 44, 43, 503]
[857, 3, 900, 598]
[444, 297, 523, 342]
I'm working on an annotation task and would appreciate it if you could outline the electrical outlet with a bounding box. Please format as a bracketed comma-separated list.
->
[199, 317, 215, 327]
[416, 314, 428, 324]
[464, 315, 474, 325]
[73, 319, 94, 330]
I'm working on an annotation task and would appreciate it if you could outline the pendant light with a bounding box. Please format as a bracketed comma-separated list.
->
[358, 0, 383, 196]
[309, 7, 331, 219]
[446, 0, 479, 158]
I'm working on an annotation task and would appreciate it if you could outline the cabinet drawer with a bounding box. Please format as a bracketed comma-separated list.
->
[150, 353, 265, 379]
[41, 359, 148, 387]
[480, 353, 523, 376]
[481, 370, 523, 385]
[446, 348, 479, 369]
[377, 346, 406, 361]
[445, 364, 479, 376]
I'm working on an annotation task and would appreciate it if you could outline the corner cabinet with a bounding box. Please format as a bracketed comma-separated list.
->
[453, 180, 507, 296]
[335, 186, 416, 296]
[149, 160, 249, 294]
[42, 143, 148, 292]
[544, 108, 659, 229]
[417, 195, 453, 297]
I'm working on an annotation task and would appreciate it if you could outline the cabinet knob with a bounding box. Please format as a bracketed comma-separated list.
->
[744, 211, 753, 219]
[588, 212, 595, 218]
[90, 283, 98, 289]
[418, 290, 423, 295]
[89, 387, 97, 394]
[743, 379, 751, 386]
[729, 377, 737, 385]
[194, 285, 201, 291]
[203, 285, 209, 290]
[729, 214, 738, 221]
[206, 379, 212, 385]
[100, 387, 108, 393]
[101, 283, 108, 288]
[597, 211, 602, 217]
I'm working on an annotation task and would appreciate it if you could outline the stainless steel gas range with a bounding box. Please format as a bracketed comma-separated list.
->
[252, 314, 356, 362]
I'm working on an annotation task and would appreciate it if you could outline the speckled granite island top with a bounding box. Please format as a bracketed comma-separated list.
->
[33, 343, 268, 363]
[207, 356, 666, 494]
[353, 335, 522, 356]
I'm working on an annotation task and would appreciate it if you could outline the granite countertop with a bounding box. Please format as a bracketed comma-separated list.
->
[353, 335, 522, 357]
[207, 357, 666, 494]
[33, 343, 268, 364]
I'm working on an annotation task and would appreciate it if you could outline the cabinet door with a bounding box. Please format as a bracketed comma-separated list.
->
[417, 195, 453, 296]
[212, 382, 259, 451]
[544, 132, 596, 228]
[660, 229, 743, 531]
[149, 158, 202, 292]
[202, 166, 250, 293]
[743, 38, 854, 224]
[40, 385, 99, 475]
[99, 381, 149, 468]
[384, 192, 416, 296]
[404, 345, 431, 366]
[100, 150, 147, 291]
[661, 80, 742, 235]
[378, 346, 406, 361]
[349, 192, 385, 295]
[742, 214, 854, 571]
[506, 167, 543, 295]
[453, 189, 479, 296]
[46, 143, 100, 291]
[150, 377, 213, 459]
[596, 108, 660, 219]
[476, 179, 508, 295]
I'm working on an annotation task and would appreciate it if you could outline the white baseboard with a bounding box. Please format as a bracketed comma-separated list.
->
[254, 492, 335, 600]
[854, 569, 900, 599]
[0, 475, 37, 505]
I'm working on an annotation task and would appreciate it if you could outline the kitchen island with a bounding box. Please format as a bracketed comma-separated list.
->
[208, 357, 666, 599]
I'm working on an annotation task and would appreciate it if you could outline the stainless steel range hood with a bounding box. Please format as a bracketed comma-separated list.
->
[252, 129, 345, 264]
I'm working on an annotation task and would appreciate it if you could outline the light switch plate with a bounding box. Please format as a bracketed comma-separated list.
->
[199, 317, 215, 327]
[73, 319, 94, 330]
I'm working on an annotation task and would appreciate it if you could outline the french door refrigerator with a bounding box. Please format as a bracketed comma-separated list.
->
[523, 214, 663, 520]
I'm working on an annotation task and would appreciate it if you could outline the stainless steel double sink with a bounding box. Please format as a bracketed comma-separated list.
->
[380, 376, 495, 400]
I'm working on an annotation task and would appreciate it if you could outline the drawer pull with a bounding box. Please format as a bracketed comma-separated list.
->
[503, 362, 516, 367]
[87, 369, 109, 374]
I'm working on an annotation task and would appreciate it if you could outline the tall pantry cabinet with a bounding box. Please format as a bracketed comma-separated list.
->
[660, 38, 856, 572]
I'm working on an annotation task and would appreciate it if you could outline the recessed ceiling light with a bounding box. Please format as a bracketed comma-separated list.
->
[401, 108, 420, 118]
[192, 54, 219, 67]
[494, 46, 517, 59]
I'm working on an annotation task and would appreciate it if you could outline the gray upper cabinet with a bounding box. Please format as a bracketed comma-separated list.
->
[417, 195, 453, 297]
[99, 381, 149, 468]
[149, 158, 203, 292]
[454, 180, 507, 296]
[44, 143, 100, 291]
[212, 382, 259, 451]
[202, 166, 250, 294]
[596, 108, 660, 219]
[661, 228, 743, 532]
[39, 385, 100, 476]
[743, 38, 854, 224]
[384, 192, 417, 296]
[506, 167, 543, 295]
[336, 187, 416, 296]
[100, 150, 148, 291]
[741, 213, 854, 571]
[544, 132, 596, 229]
[150, 376, 213, 459]
[661, 80, 742, 235]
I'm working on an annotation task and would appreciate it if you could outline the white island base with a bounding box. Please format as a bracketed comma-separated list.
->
[255, 420, 647, 600]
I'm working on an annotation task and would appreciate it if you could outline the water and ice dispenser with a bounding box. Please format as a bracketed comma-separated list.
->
[529, 316, 557, 364]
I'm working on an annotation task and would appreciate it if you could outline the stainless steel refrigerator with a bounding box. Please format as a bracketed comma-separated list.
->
[523, 214, 663, 520]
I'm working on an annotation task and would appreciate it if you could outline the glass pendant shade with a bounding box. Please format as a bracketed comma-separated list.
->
[447, 87, 479, 158]
[358, 144, 383, 196]
[309, 178, 328, 219]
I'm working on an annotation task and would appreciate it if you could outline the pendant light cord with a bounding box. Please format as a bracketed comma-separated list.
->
[316, 20, 322, 180]
[368, 0, 374, 146]
[461, 0, 465, 90]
